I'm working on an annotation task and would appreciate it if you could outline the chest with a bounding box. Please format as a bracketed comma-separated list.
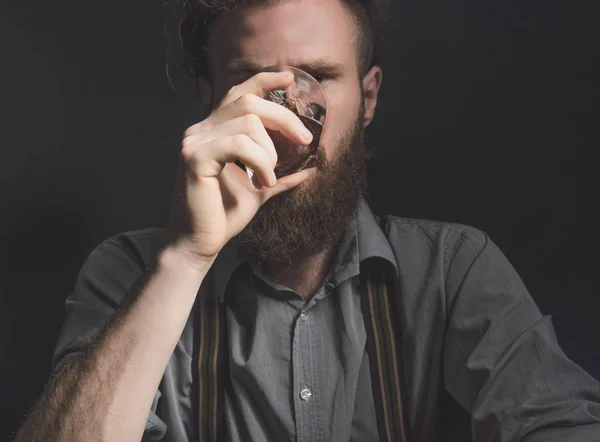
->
[223, 279, 379, 441]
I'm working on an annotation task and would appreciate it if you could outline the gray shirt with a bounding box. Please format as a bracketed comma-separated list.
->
[49, 195, 600, 441]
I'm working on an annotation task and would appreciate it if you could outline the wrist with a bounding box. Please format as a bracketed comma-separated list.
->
[157, 244, 216, 277]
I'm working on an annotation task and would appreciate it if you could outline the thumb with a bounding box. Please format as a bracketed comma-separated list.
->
[261, 168, 317, 200]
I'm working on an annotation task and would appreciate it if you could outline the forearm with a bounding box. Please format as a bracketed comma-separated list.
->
[15, 246, 213, 442]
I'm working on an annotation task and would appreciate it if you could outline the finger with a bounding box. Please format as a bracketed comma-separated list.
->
[194, 113, 277, 167]
[207, 93, 314, 147]
[218, 71, 295, 109]
[183, 72, 295, 138]
[190, 134, 276, 188]
[261, 167, 317, 199]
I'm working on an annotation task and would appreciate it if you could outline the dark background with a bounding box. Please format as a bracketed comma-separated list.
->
[1, 0, 598, 440]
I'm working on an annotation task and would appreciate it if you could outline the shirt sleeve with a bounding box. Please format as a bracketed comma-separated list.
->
[49, 233, 168, 440]
[443, 226, 600, 441]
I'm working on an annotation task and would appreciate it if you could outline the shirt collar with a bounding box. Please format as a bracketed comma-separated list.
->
[213, 194, 399, 303]
[355, 195, 399, 278]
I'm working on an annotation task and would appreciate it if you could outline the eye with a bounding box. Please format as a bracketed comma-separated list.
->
[311, 74, 326, 84]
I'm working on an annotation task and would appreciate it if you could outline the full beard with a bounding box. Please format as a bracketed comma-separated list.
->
[236, 98, 372, 270]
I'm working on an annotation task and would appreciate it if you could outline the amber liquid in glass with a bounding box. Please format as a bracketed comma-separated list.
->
[267, 114, 322, 179]
[265, 91, 325, 178]
[236, 90, 325, 183]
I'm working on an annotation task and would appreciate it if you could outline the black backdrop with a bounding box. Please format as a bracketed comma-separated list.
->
[1, 0, 598, 440]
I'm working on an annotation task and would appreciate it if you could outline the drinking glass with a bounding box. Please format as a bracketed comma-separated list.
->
[237, 65, 327, 189]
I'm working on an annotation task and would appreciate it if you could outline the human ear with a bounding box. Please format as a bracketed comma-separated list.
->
[362, 66, 383, 128]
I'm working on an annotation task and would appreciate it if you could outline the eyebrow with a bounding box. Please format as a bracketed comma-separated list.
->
[225, 57, 345, 75]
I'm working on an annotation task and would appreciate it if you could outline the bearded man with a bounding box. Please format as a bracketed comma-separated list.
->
[15, 0, 600, 441]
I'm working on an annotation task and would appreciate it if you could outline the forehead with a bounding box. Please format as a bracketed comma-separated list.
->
[209, 0, 358, 75]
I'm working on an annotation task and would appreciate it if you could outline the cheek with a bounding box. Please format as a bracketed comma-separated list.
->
[320, 88, 362, 151]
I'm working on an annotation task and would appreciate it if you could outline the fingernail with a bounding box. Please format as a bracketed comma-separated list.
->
[271, 170, 278, 186]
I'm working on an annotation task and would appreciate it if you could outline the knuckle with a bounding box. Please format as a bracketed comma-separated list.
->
[180, 137, 197, 159]
[243, 113, 262, 132]
[183, 121, 205, 138]
[196, 120, 212, 133]
[231, 133, 250, 153]
[235, 93, 256, 110]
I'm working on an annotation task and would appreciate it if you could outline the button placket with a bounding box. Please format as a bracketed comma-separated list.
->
[292, 306, 316, 441]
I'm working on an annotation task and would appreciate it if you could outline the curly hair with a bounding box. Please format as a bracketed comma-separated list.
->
[164, 0, 392, 88]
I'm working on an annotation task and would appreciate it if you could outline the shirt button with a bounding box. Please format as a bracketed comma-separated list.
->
[300, 311, 308, 321]
[325, 283, 334, 293]
[300, 388, 312, 401]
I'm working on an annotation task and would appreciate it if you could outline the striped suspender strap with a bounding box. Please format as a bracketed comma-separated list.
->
[194, 268, 228, 442]
[359, 214, 411, 442]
